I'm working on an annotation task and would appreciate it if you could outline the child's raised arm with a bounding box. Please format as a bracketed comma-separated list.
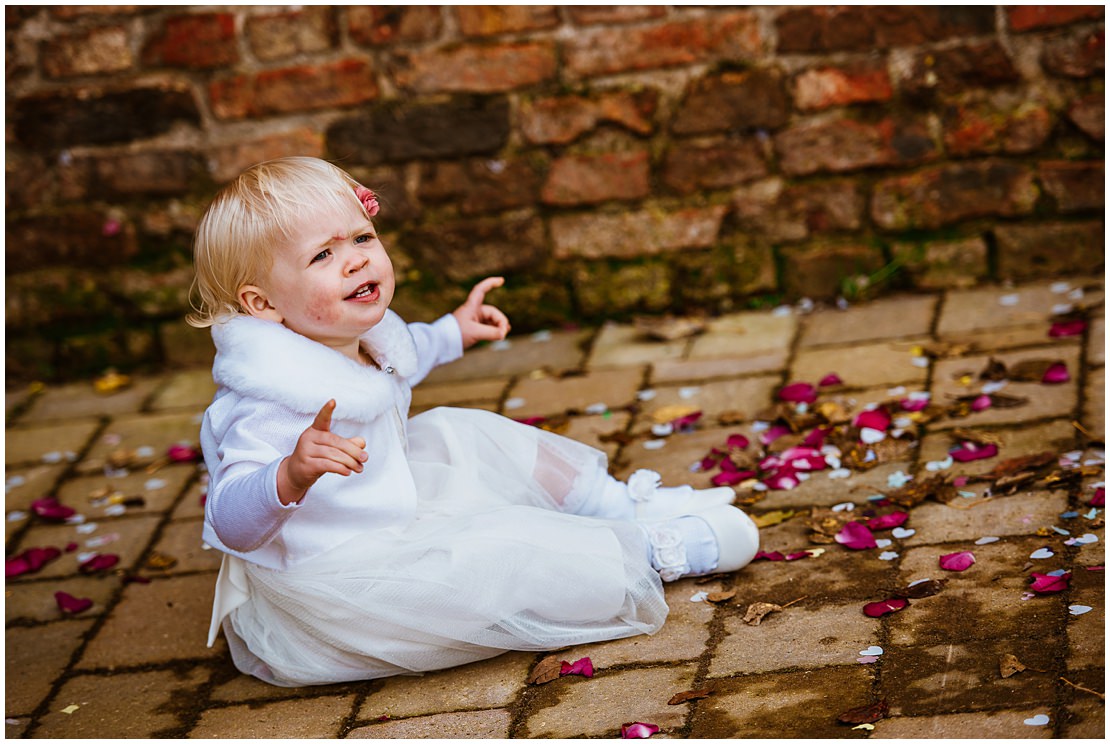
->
[277, 399, 369, 505]
[452, 277, 511, 349]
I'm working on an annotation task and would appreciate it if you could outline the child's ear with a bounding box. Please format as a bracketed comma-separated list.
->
[237, 285, 284, 323]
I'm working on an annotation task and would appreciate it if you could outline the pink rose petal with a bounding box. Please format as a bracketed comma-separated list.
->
[78, 553, 120, 574]
[854, 408, 892, 432]
[711, 469, 756, 486]
[621, 722, 660, 739]
[819, 373, 844, 387]
[559, 657, 594, 678]
[31, 498, 76, 522]
[5, 546, 62, 578]
[762, 469, 800, 491]
[167, 444, 202, 463]
[1029, 572, 1070, 593]
[759, 425, 791, 446]
[900, 397, 930, 412]
[949, 442, 999, 462]
[725, 434, 750, 450]
[803, 427, 830, 448]
[1049, 319, 1086, 337]
[54, 591, 93, 615]
[754, 550, 785, 562]
[939, 551, 976, 571]
[1041, 362, 1070, 384]
[784, 551, 811, 561]
[1091, 488, 1104, 507]
[778, 382, 817, 404]
[863, 598, 909, 617]
[697, 453, 723, 471]
[865, 512, 909, 530]
[970, 394, 993, 412]
[671, 411, 703, 431]
[835, 522, 877, 550]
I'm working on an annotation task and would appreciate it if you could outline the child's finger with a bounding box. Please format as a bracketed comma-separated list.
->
[311, 399, 336, 432]
[480, 304, 510, 335]
[317, 431, 369, 466]
[464, 276, 504, 308]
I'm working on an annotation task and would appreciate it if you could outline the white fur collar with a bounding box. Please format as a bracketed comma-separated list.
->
[211, 311, 418, 421]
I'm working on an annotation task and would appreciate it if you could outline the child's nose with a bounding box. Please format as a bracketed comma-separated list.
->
[345, 252, 369, 275]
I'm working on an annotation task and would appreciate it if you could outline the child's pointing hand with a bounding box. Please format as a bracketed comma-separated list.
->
[453, 276, 511, 349]
[277, 399, 368, 505]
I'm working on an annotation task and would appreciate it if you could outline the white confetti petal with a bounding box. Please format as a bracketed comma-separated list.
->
[1069, 605, 1093, 616]
[999, 293, 1020, 306]
[859, 427, 886, 444]
[678, 386, 700, 400]
[859, 645, 883, 656]
[891, 527, 915, 539]
[636, 389, 657, 401]
[584, 402, 608, 415]
[651, 423, 674, 437]
[827, 468, 852, 479]
[491, 339, 512, 351]
[831, 502, 855, 512]
[504, 397, 525, 410]
[875, 539, 892, 549]
[6, 511, 27, 523]
[642, 440, 666, 450]
[1023, 714, 1050, 726]
[879, 551, 899, 561]
[910, 356, 929, 368]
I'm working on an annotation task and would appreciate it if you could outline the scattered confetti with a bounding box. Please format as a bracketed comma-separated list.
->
[859, 645, 883, 656]
[1068, 605, 1092, 616]
[620, 722, 660, 739]
[939, 551, 976, 571]
[975, 536, 1000, 545]
[1029, 548, 1054, 560]
[863, 598, 908, 618]
[1023, 714, 1050, 727]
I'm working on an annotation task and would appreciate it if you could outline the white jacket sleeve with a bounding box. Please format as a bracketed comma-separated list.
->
[407, 314, 464, 386]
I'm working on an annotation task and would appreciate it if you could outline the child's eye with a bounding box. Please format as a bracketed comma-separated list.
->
[311, 249, 330, 264]
[354, 233, 376, 245]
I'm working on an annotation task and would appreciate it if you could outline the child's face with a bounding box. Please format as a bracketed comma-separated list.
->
[249, 199, 395, 358]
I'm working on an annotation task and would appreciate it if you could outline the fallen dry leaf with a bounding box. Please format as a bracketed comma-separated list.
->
[752, 509, 796, 528]
[527, 656, 563, 685]
[706, 590, 736, 604]
[651, 405, 700, 425]
[668, 688, 712, 705]
[144, 551, 178, 571]
[634, 315, 707, 341]
[1000, 653, 1027, 679]
[893, 579, 948, 599]
[743, 602, 783, 625]
[950, 428, 1003, 447]
[837, 699, 889, 725]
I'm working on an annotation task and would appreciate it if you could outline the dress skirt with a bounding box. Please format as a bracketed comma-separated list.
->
[219, 407, 669, 687]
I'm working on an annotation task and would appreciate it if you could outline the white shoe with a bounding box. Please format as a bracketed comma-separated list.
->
[644, 505, 760, 582]
[627, 469, 735, 522]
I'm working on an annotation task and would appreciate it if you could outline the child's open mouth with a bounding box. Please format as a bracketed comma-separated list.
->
[345, 281, 380, 301]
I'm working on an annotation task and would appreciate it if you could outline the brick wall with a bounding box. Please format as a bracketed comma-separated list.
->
[5, 5, 1105, 383]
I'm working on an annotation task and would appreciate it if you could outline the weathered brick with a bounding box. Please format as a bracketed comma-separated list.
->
[210, 59, 378, 119]
[871, 160, 1038, 230]
[63, 150, 202, 199]
[206, 128, 325, 183]
[7, 211, 138, 274]
[327, 96, 509, 165]
[779, 242, 885, 299]
[942, 101, 1053, 156]
[564, 11, 762, 77]
[776, 6, 994, 52]
[418, 155, 546, 215]
[732, 177, 864, 242]
[348, 5, 442, 45]
[402, 213, 546, 282]
[551, 206, 727, 260]
[49, 6, 143, 19]
[1043, 27, 1105, 78]
[520, 89, 657, 145]
[571, 260, 673, 318]
[142, 12, 238, 69]
[663, 139, 767, 195]
[1039, 160, 1104, 212]
[774, 115, 938, 176]
[792, 63, 893, 111]
[391, 41, 556, 93]
[673, 69, 788, 135]
[902, 41, 1020, 96]
[994, 221, 1105, 280]
[541, 150, 650, 206]
[13, 85, 200, 150]
[42, 25, 132, 77]
[891, 236, 989, 289]
[1067, 91, 1105, 140]
[456, 5, 558, 36]
[567, 6, 666, 25]
[245, 6, 337, 62]
[5, 152, 54, 211]
[1009, 5, 1104, 32]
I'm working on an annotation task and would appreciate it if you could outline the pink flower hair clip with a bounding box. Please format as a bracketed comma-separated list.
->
[355, 186, 380, 217]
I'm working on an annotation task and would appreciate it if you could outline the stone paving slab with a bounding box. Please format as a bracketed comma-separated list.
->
[10, 514, 162, 581]
[188, 693, 357, 739]
[20, 375, 167, 423]
[688, 310, 797, 358]
[5, 619, 97, 716]
[588, 322, 689, 367]
[76, 410, 205, 474]
[5, 419, 100, 468]
[505, 367, 643, 419]
[799, 294, 937, 347]
[872, 708, 1056, 738]
[790, 337, 930, 389]
[147, 369, 217, 411]
[424, 329, 590, 384]
[348, 708, 513, 738]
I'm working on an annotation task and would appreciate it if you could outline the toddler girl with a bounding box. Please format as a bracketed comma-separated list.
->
[190, 156, 760, 687]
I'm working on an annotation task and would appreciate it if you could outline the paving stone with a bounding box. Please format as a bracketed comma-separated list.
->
[4, 717, 30, 738]
[10, 514, 161, 581]
[410, 377, 507, 410]
[5, 574, 118, 623]
[880, 639, 1059, 716]
[33, 666, 210, 738]
[930, 346, 1081, 430]
[359, 651, 532, 720]
[918, 418, 1077, 480]
[147, 369, 217, 411]
[55, 464, 194, 520]
[505, 367, 643, 419]
[520, 664, 696, 738]
[615, 424, 751, 491]
[5, 420, 100, 468]
[791, 337, 930, 389]
[754, 458, 913, 510]
[938, 324, 1080, 353]
[885, 585, 1063, 646]
[1066, 574, 1104, 671]
[208, 668, 353, 703]
[710, 601, 878, 677]
[799, 294, 937, 347]
[5, 619, 96, 715]
[21, 375, 166, 423]
[171, 479, 207, 521]
[6, 388, 33, 421]
[187, 693, 356, 738]
[937, 279, 1103, 336]
[688, 310, 797, 358]
[898, 535, 1068, 590]
[588, 322, 688, 367]
[4, 462, 68, 512]
[1061, 696, 1105, 739]
[690, 665, 873, 738]
[424, 329, 590, 384]
[560, 412, 630, 459]
[1082, 365, 1104, 438]
[652, 352, 788, 383]
[146, 518, 222, 575]
[634, 375, 781, 428]
[572, 578, 720, 666]
[348, 708, 511, 739]
[897, 490, 1069, 547]
[77, 573, 224, 669]
[873, 709, 1055, 738]
[76, 410, 204, 474]
[1087, 315, 1104, 365]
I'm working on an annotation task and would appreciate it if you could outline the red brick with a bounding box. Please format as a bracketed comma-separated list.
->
[1043, 27, 1105, 78]
[142, 12, 238, 69]
[1039, 160, 1104, 213]
[63, 150, 201, 199]
[42, 25, 132, 78]
[1009, 5, 1104, 32]
[903, 41, 1020, 96]
[456, 5, 558, 36]
[564, 11, 761, 77]
[733, 178, 864, 242]
[994, 221, 1104, 280]
[663, 140, 767, 195]
[49, 6, 143, 19]
[541, 150, 650, 206]
[567, 6, 667, 25]
[891, 236, 989, 290]
[871, 160, 1038, 230]
[209, 59, 378, 119]
[776, 6, 994, 53]
[404, 214, 547, 282]
[418, 156, 547, 215]
[349, 6, 441, 45]
[7, 211, 139, 273]
[942, 102, 1053, 156]
[245, 6, 337, 62]
[1067, 92, 1104, 140]
[392, 41, 556, 93]
[780, 242, 885, 299]
[206, 129, 325, 183]
[551, 206, 726, 259]
[520, 89, 657, 145]
[792, 63, 892, 111]
[774, 115, 938, 176]
[672, 69, 788, 135]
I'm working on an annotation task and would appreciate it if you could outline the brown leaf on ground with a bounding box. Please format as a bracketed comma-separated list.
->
[527, 656, 564, 685]
[886, 474, 956, 508]
[668, 688, 712, 705]
[706, 590, 736, 604]
[837, 699, 889, 725]
[988, 451, 1057, 478]
[1000, 653, 1027, 678]
[1008, 358, 1064, 382]
[950, 428, 1003, 447]
[806, 507, 854, 542]
[742, 602, 783, 626]
[752, 510, 796, 528]
[978, 357, 1009, 381]
[893, 578, 948, 599]
[634, 315, 707, 341]
[716, 410, 748, 425]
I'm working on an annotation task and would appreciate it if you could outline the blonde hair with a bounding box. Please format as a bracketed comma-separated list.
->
[187, 157, 369, 327]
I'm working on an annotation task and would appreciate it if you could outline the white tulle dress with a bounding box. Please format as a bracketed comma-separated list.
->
[201, 312, 668, 687]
